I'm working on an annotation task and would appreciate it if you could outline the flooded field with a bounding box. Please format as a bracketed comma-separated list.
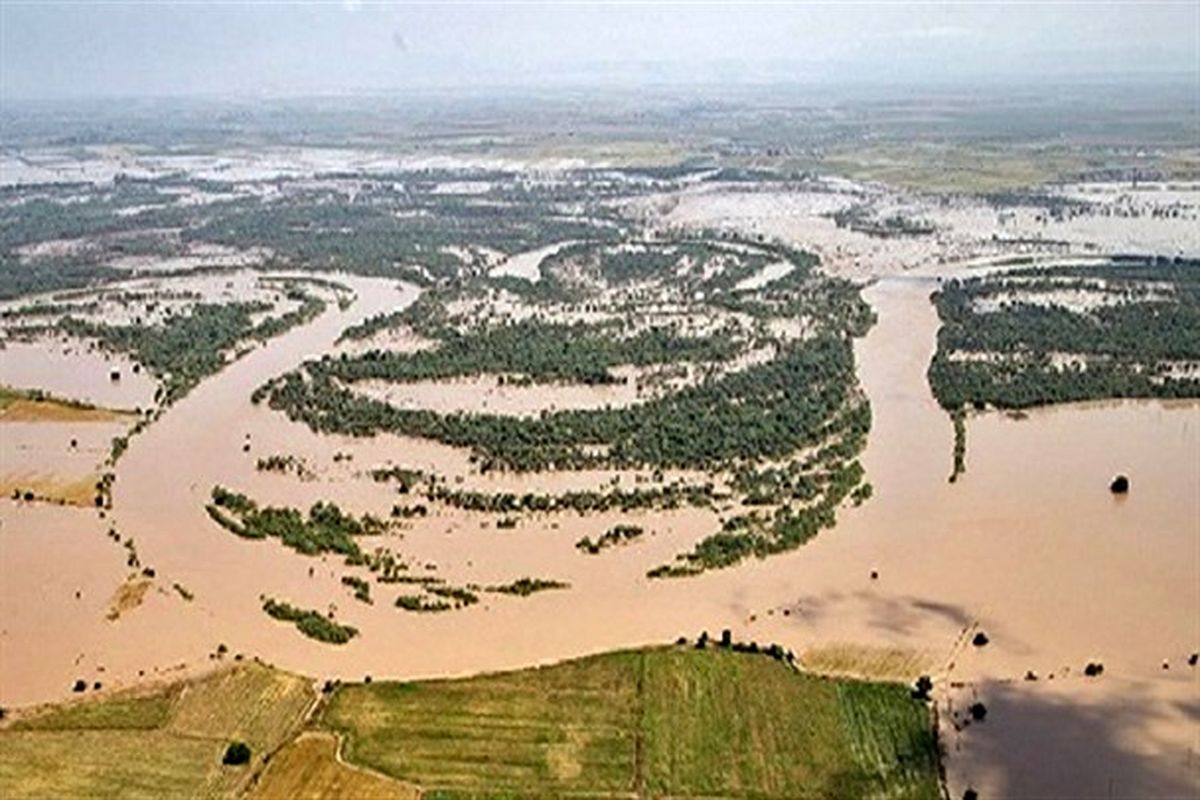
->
[1, 264, 1194, 796]
[0, 341, 157, 410]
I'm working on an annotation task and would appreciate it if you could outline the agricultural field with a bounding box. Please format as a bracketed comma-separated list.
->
[0, 662, 315, 800]
[0, 646, 938, 800]
[251, 733, 419, 800]
[323, 645, 939, 800]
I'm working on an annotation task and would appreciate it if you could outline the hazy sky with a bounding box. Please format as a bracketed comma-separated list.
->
[2, 2, 1197, 99]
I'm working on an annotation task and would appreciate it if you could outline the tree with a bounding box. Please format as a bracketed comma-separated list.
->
[222, 741, 251, 766]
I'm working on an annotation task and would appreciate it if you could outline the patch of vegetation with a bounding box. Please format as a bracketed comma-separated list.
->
[55, 289, 315, 406]
[0, 255, 127, 302]
[577, 524, 645, 554]
[426, 584, 480, 608]
[221, 741, 251, 766]
[340, 575, 372, 604]
[11, 693, 174, 732]
[182, 183, 623, 280]
[393, 594, 452, 613]
[486, 577, 570, 596]
[928, 259, 1200, 477]
[207, 486, 386, 558]
[649, 459, 866, 577]
[254, 453, 314, 480]
[261, 597, 358, 645]
[0, 385, 130, 424]
[949, 409, 967, 483]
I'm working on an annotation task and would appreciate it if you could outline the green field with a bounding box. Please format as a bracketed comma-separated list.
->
[0, 647, 940, 800]
[324, 647, 940, 800]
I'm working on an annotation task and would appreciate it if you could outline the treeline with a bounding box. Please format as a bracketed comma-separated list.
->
[430, 482, 717, 514]
[316, 319, 741, 387]
[929, 353, 1200, 410]
[487, 577, 569, 595]
[262, 335, 858, 472]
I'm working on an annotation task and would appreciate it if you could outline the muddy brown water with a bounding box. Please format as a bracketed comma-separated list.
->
[0, 273, 1195, 796]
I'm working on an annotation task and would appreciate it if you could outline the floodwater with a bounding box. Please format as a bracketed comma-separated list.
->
[0, 272, 1196, 796]
[0, 341, 158, 410]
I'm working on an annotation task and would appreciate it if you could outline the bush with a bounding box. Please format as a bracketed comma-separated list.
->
[222, 741, 251, 766]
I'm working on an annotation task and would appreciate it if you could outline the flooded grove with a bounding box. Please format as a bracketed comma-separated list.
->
[0, 271, 1195, 797]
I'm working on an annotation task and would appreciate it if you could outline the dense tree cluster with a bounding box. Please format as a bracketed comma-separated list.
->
[182, 186, 622, 280]
[0, 253, 126, 302]
[262, 335, 857, 472]
[261, 597, 358, 644]
[928, 258, 1200, 410]
[57, 288, 324, 405]
[207, 485, 386, 558]
[318, 319, 741, 387]
[648, 459, 865, 577]
[486, 577, 570, 595]
[341, 575, 373, 604]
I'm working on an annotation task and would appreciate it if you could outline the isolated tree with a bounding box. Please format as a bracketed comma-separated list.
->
[222, 741, 251, 766]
